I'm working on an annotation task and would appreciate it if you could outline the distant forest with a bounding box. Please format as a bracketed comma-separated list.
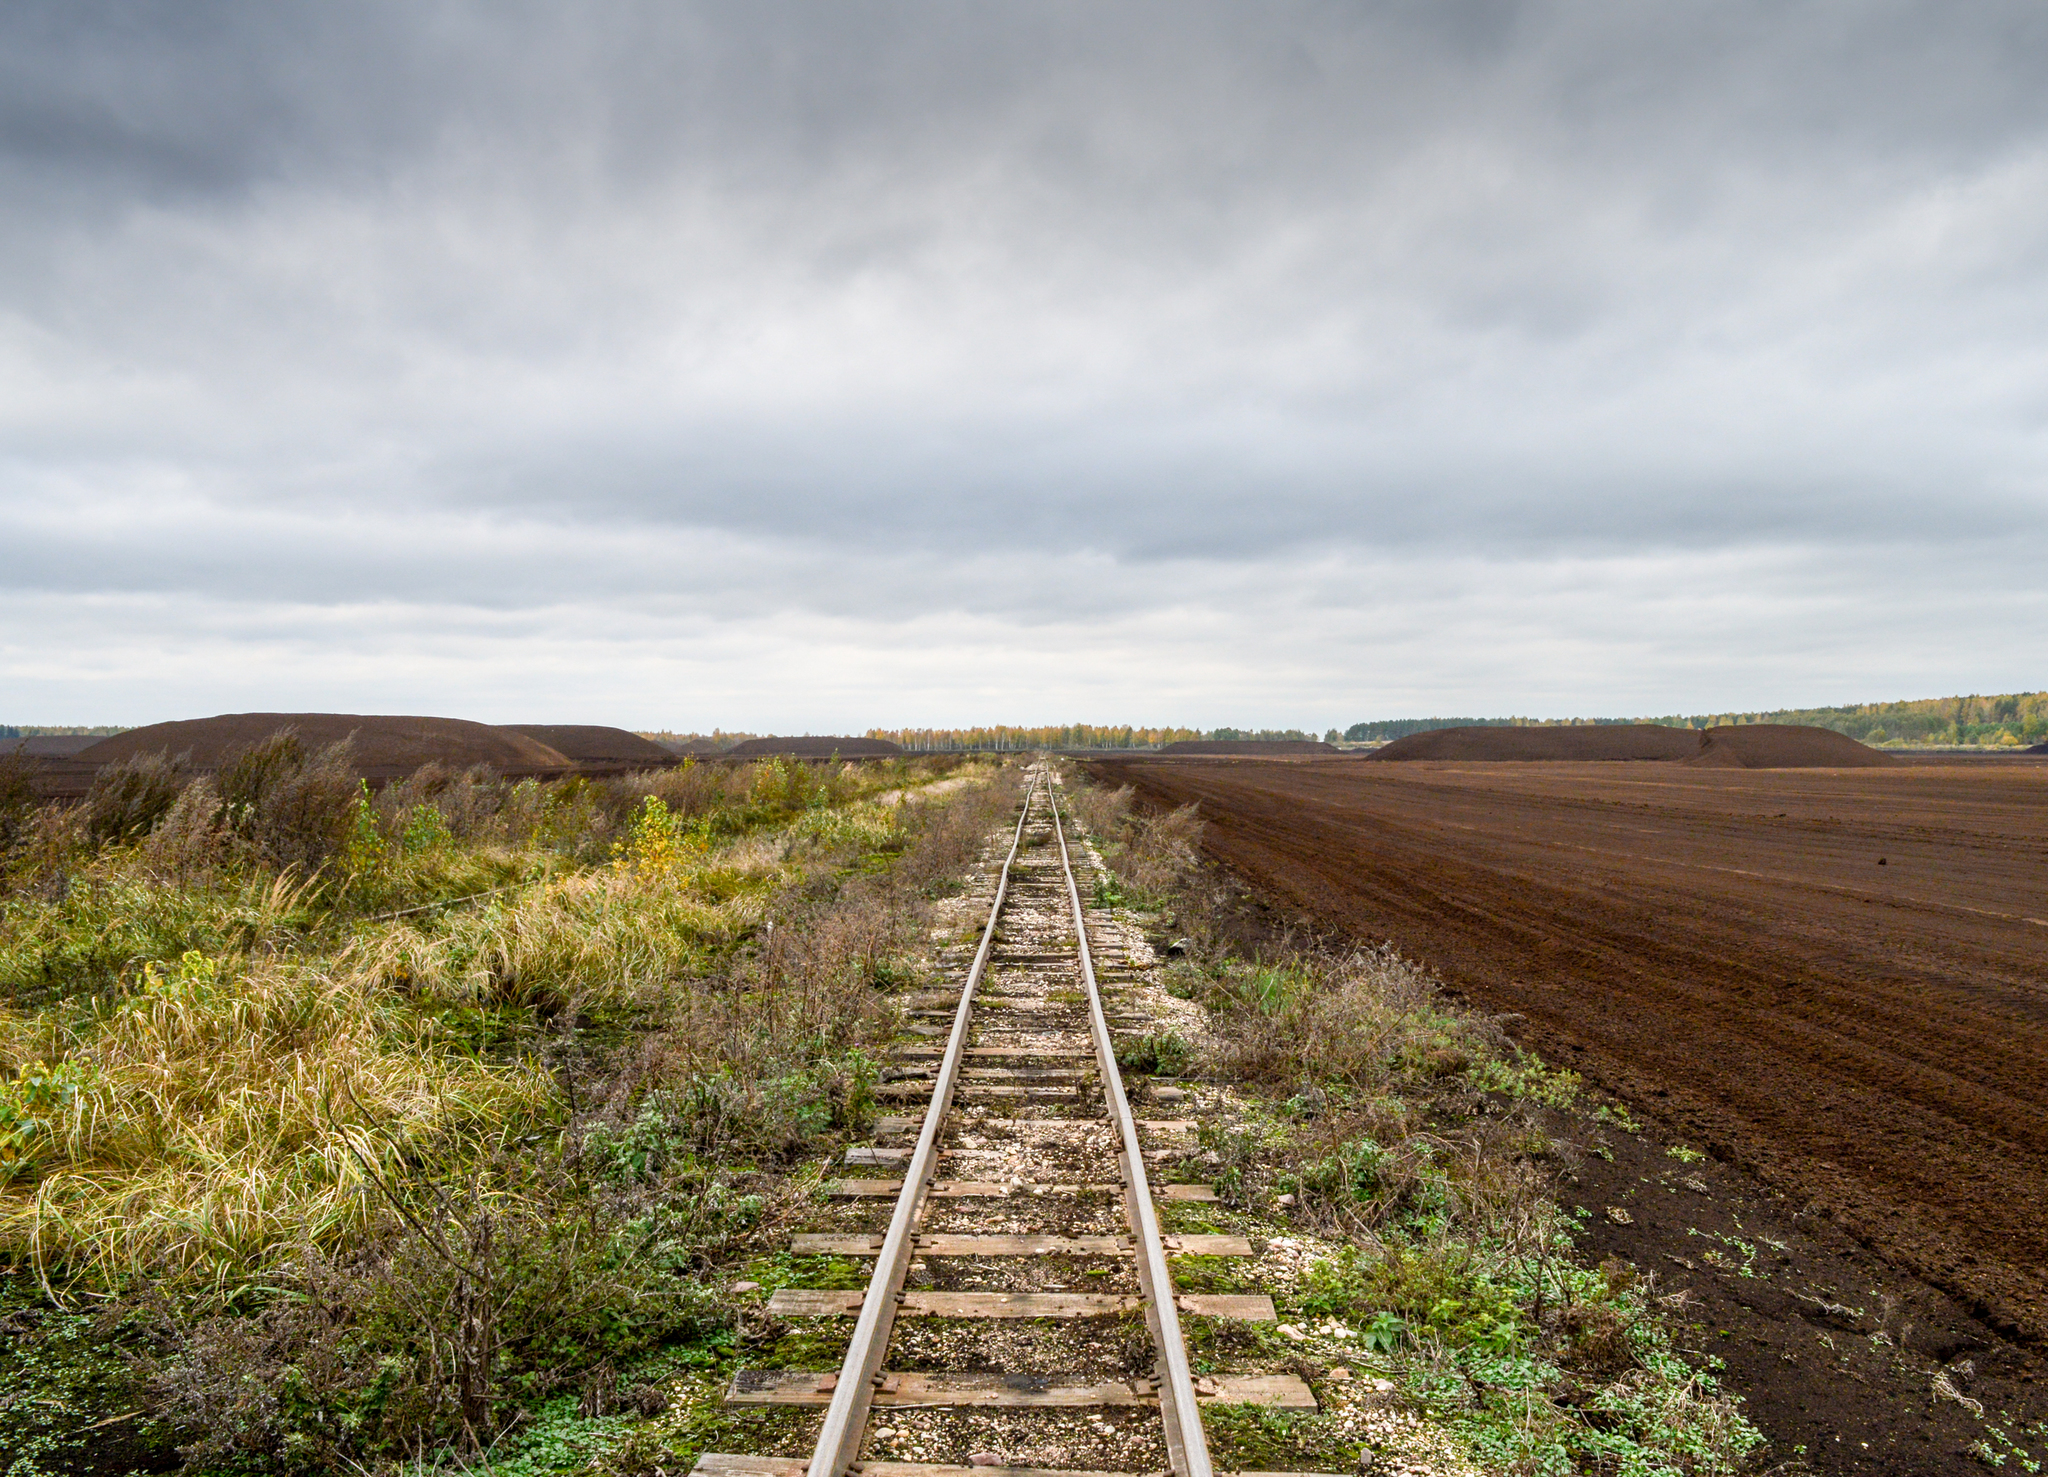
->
[0, 724, 127, 738]
[636, 729, 762, 750]
[1344, 691, 2048, 747]
[865, 725, 1327, 751]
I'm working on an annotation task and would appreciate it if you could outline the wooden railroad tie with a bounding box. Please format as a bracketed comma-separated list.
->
[764, 1288, 1276, 1319]
[789, 1232, 1253, 1256]
[824, 1179, 1218, 1201]
[695, 1452, 1347, 1477]
[872, 1116, 1195, 1135]
[877, 1067, 1087, 1084]
[721, 1369, 1315, 1409]
[889, 1047, 1097, 1060]
[880, 1083, 1083, 1101]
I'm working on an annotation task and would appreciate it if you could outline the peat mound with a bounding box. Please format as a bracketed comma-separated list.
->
[1157, 740, 1338, 756]
[1687, 724, 1894, 769]
[500, 724, 676, 767]
[77, 714, 574, 780]
[2028, 741, 2048, 755]
[3, 735, 103, 757]
[724, 736, 904, 758]
[1368, 724, 1698, 762]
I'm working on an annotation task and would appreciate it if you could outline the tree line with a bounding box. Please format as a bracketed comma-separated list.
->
[1343, 691, 2048, 747]
[865, 725, 1329, 751]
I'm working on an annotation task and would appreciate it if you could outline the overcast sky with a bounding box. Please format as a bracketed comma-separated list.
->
[4, 1, 2045, 731]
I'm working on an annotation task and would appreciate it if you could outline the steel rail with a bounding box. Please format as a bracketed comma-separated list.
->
[1048, 776, 1214, 1477]
[804, 769, 1042, 1477]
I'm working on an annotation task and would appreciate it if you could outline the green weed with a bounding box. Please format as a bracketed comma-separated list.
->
[1117, 1027, 1195, 1077]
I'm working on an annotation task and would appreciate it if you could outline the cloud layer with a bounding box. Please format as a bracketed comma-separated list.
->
[5, 2, 2046, 727]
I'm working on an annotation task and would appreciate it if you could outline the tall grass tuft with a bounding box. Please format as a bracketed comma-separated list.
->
[0, 749, 36, 858]
[346, 860, 762, 1015]
[83, 751, 188, 845]
[0, 947, 548, 1291]
[1198, 948, 1507, 1090]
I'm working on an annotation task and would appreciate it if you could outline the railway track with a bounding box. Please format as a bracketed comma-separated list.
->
[694, 767, 1327, 1477]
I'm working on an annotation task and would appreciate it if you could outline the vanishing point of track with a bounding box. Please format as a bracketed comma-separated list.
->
[694, 767, 1324, 1477]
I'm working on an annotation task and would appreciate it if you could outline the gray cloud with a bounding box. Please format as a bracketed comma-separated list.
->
[4, 2, 2046, 724]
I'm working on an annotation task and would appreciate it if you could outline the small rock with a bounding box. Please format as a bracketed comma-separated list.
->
[872, 1428, 896, 1440]
[1153, 1086, 1189, 1104]
[1327, 1366, 1352, 1381]
[968, 1453, 1003, 1467]
[731, 1280, 762, 1294]
[1276, 1192, 1296, 1207]
[1604, 1206, 1634, 1225]
[1277, 1322, 1306, 1341]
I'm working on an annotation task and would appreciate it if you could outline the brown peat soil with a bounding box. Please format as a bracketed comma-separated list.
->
[1090, 754, 2048, 1473]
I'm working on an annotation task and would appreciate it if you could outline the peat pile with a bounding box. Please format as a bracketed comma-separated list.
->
[1368, 722, 1892, 768]
[1688, 724, 1894, 769]
[76, 713, 576, 783]
[3, 735, 103, 757]
[724, 736, 903, 758]
[1157, 740, 1338, 756]
[1369, 724, 1699, 762]
[500, 724, 677, 769]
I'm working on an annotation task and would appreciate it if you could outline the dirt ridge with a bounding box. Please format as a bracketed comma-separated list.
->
[1368, 722, 1892, 767]
[76, 712, 576, 779]
[724, 736, 905, 757]
[1158, 740, 1338, 756]
[499, 723, 677, 766]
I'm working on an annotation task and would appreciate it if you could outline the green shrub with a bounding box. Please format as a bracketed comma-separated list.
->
[1117, 1027, 1195, 1077]
[0, 1059, 89, 1184]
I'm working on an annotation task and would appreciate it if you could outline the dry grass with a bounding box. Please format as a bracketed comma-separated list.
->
[1060, 775, 1204, 904]
[345, 862, 766, 1015]
[0, 750, 36, 859]
[0, 757, 1015, 1295]
[0, 948, 549, 1291]
[1197, 947, 1510, 1091]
